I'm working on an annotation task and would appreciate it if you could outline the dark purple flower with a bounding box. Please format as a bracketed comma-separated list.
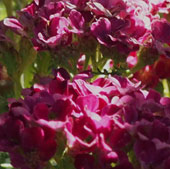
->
[51, 99, 73, 121]
[53, 67, 70, 80]
[69, 0, 89, 9]
[20, 127, 45, 151]
[91, 17, 117, 46]
[163, 157, 170, 169]
[49, 76, 68, 95]
[74, 153, 95, 169]
[38, 1, 65, 20]
[152, 19, 170, 44]
[0, 116, 24, 151]
[38, 139, 57, 161]
[134, 140, 156, 164]
[32, 16, 72, 49]
[91, 17, 129, 47]
[9, 147, 45, 169]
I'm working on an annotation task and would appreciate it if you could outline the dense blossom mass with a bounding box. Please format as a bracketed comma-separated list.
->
[0, 68, 170, 169]
[0, 0, 170, 169]
[3, 0, 170, 56]
[2, 0, 170, 89]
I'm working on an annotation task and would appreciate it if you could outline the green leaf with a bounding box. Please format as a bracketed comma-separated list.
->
[100, 45, 127, 64]
[97, 57, 108, 70]
[162, 79, 170, 97]
[36, 51, 52, 77]
[18, 38, 37, 75]
[20, 64, 34, 88]
[0, 96, 8, 114]
[56, 153, 76, 169]
[0, 47, 18, 77]
[0, 1, 7, 20]
[2, 0, 12, 16]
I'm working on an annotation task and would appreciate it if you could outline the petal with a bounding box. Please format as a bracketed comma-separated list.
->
[76, 94, 99, 112]
[152, 19, 170, 44]
[20, 127, 45, 150]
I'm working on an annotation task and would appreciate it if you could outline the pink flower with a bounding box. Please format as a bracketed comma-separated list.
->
[69, 9, 85, 33]
[3, 18, 26, 36]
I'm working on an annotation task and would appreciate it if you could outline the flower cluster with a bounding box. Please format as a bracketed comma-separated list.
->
[3, 0, 170, 56]
[0, 0, 170, 168]
[0, 68, 170, 169]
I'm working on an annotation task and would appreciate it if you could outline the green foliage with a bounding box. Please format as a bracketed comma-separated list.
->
[131, 46, 159, 74]
[0, 45, 18, 78]
[0, 152, 13, 169]
[55, 153, 76, 169]
[0, 1, 7, 20]
[0, 96, 8, 114]
[35, 51, 54, 81]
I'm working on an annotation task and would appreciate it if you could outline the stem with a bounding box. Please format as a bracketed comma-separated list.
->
[13, 74, 22, 98]
[91, 54, 97, 71]
[2, 0, 13, 17]
[83, 54, 90, 70]
[162, 79, 170, 97]
[96, 44, 100, 62]
[37, 51, 51, 76]
[14, 0, 23, 10]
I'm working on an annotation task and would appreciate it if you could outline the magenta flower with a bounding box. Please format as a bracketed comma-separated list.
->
[1, 68, 170, 169]
[32, 16, 72, 49]
[51, 99, 74, 121]
[69, 0, 89, 9]
[33, 103, 49, 120]
[91, 17, 127, 46]
[88, 0, 126, 16]
[21, 2, 37, 16]
[34, 0, 45, 7]
[123, 15, 147, 39]
[20, 127, 45, 151]
[87, 1, 112, 17]
[0, 116, 24, 152]
[3, 18, 26, 36]
[38, 1, 65, 20]
[49, 68, 70, 94]
[69, 9, 85, 33]
[152, 19, 170, 44]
